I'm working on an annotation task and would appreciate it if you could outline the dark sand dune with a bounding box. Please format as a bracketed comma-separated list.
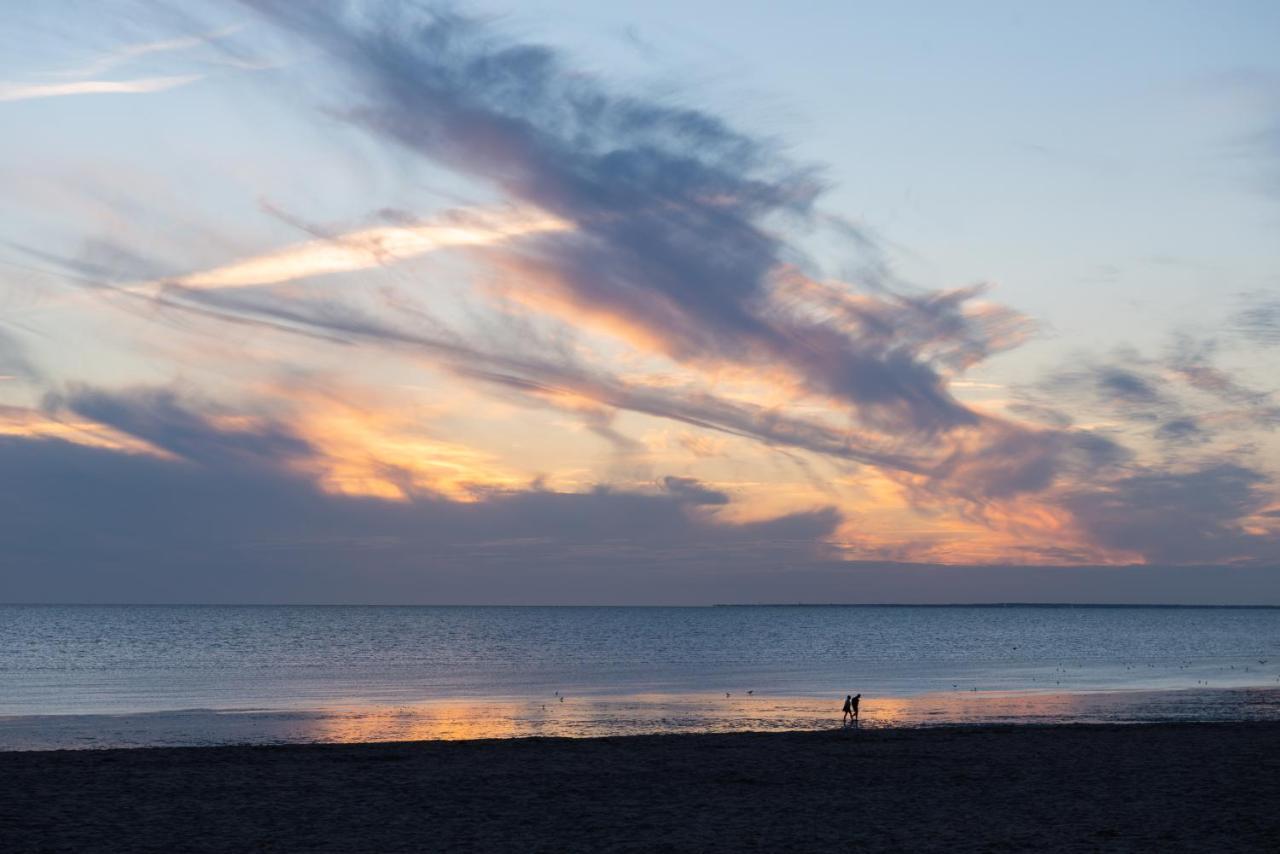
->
[3, 722, 1279, 852]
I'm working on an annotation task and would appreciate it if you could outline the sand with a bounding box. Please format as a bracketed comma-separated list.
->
[3, 721, 1278, 852]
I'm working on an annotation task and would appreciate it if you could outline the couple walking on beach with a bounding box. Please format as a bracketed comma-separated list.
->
[842, 693, 861, 726]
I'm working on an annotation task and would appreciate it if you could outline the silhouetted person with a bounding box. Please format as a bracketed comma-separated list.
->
[851, 693, 861, 725]
[842, 695, 853, 725]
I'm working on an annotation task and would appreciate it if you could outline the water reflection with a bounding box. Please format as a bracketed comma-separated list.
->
[7, 686, 1276, 750]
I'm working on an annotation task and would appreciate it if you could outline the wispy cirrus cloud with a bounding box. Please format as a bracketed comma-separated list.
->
[0, 18, 268, 105]
[47, 27, 243, 79]
[163, 206, 569, 290]
[161, 276, 1135, 527]
[1231, 293, 1280, 347]
[0, 75, 202, 103]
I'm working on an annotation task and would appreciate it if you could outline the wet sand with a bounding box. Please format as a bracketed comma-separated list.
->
[3, 721, 1279, 852]
[6, 686, 1279, 750]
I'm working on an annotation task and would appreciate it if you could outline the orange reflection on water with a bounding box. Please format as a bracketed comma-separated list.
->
[284, 686, 1247, 746]
[308, 700, 536, 743]
[859, 689, 1123, 729]
[7, 686, 1274, 751]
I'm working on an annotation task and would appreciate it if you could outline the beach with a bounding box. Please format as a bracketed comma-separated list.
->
[5, 605, 1278, 850]
[4, 721, 1279, 852]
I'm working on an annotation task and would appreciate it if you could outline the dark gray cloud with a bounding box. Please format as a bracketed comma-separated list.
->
[1096, 367, 1162, 405]
[7, 422, 1275, 603]
[816, 282, 1033, 373]
[1038, 355, 1170, 426]
[0, 388, 842, 603]
[1153, 417, 1208, 445]
[918, 419, 1128, 503]
[5, 421, 1278, 603]
[48, 385, 313, 468]
[1061, 464, 1280, 565]
[662, 475, 729, 506]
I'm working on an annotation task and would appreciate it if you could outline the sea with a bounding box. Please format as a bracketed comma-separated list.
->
[2, 604, 1279, 749]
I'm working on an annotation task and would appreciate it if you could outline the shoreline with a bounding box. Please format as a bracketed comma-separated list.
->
[4, 684, 1279, 752]
[5, 715, 1279, 755]
[4, 721, 1278, 851]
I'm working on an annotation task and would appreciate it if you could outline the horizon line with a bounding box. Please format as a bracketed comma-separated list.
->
[2, 602, 1279, 609]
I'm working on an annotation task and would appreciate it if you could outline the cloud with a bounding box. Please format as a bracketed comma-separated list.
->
[55, 242, 1076, 515]
[136, 282, 929, 474]
[1061, 464, 1280, 565]
[1231, 294, 1280, 347]
[1153, 417, 1208, 445]
[1028, 337, 1279, 448]
[0, 20, 261, 107]
[0, 388, 842, 603]
[8, 237, 175, 285]
[90, 260, 1114, 511]
[4, 418, 1276, 602]
[661, 475, 729, 506]
[8, 2, 1278, 585]
[243, 4, 1022, 436]
[986, 331, 1280, 563]
[0, 327, 40, 384]
[46, 385, 313, 469]
[49, 28, 242, 79]
[1005, 403, 1073, 428]
[1166, 334, 1274, 412]
[1096, 367, 1162, 405]
[0, 75, 202, 103]
[163, 206, 570, 289]
[902, 418, 1128, 512]
[18, 5, 1066, 504]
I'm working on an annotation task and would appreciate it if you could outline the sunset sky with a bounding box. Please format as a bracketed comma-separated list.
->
[3, 1, 1279, 603]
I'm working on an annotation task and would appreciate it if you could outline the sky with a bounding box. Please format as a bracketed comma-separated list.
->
[2, 1, 1279, 604]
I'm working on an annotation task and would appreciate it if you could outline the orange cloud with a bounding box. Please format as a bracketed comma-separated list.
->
[245, 386, 529, 502]
[0, 405, 174, 458]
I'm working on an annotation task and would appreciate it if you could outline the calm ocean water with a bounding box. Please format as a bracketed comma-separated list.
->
[3, 605, 1279, 748]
